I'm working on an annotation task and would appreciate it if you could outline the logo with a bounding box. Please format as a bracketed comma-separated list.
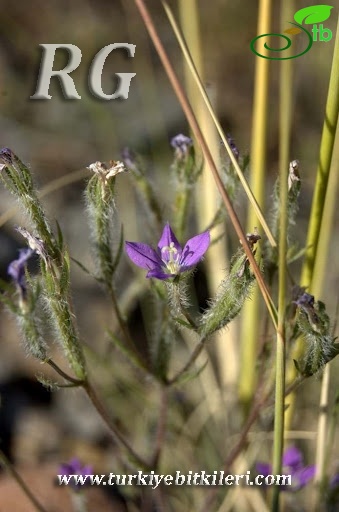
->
[250, 5, 333, 60]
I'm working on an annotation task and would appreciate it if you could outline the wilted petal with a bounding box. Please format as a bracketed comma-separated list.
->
[87, 160, 126, 184]
[158, 223, 181, 253]
[87, 161, 106, 176]
[180, 231, 210, 269]
[15, 226, 47, 262]
[105, 160, 126, 179]
[125, 242, 162, 270]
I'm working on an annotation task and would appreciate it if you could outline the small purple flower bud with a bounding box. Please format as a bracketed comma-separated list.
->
[226, 135, 240, 160]
[294, 292, 315, 308]
[121, 147, 137, 169]
[170, 134, 193, 158]
[0, 147, 14, 165]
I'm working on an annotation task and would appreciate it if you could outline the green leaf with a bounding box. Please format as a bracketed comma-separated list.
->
[293, 359, 301, 374]
[0, 291, 19, 313]
[70, 257, 92, 275]
[111, 225, 124, 275]
[70, 256, 102, 283]
[36, 374, 61, 391]
[55, 220, 64, 251]
[172, 316, 194, 329]
[287, 245, 307, 264]
[294, 5, 333, 25]
[173, 359, 208, 386]
[59, 252, 70, 294]
[0, 278, 14, 293]
[107, 329, 150, 374]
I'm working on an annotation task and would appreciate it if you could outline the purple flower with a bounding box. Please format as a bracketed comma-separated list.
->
[8, 248, 35, 294]
[170, 134, 193, 157]
[59, 457, 93, 491]
[256, 446, 315, 491]
[125, 223, 210, 280]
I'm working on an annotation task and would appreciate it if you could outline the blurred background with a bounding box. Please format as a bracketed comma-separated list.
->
[0, 0, 338, 510]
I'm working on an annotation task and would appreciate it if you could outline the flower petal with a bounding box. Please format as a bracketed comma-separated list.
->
[146, 269, 175, 280]
[69, 457, 82, 473]
[256, 462, 271, 477]
[170, 134, 193, 157]
[125, 242, 162, 270]
[8, 248, 35, 292]
[157, 223, 181, 253]
[292, 465, 316, 490]
[283, 446, 303, 470]
[180, 231, 210, 269]
[81, 464, 94, 476]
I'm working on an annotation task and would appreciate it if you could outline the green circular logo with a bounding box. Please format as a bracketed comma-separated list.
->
[250, 22, 313, 60]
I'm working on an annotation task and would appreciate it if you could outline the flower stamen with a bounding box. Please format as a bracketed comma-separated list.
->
[161, 242, 180, 274]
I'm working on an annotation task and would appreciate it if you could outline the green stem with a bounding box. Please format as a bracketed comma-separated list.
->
[239, 0, 272, 407]
[107, 284, 149, 371]
[83, 380, 150, 470]
[45, 358, 85, 385]
[287, 9, 339, 450]
[301, 13, 339, 288]
[312, 136, 339, 508]
[180, 306, 197, 329]
[200, 386, 269, 512]
[173, 187, 190, 243]
[272, 5, 294, 509]
[150, 385, 169, 468]
[163, 0, 276, 246]
[167, 338, 206, 385]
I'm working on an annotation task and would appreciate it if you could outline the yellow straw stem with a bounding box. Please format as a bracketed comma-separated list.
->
[133, 0, 278, 330]
[162, 0, 276, 248]
[177, 0, 238, 389]
[239, 0, 272, 406]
